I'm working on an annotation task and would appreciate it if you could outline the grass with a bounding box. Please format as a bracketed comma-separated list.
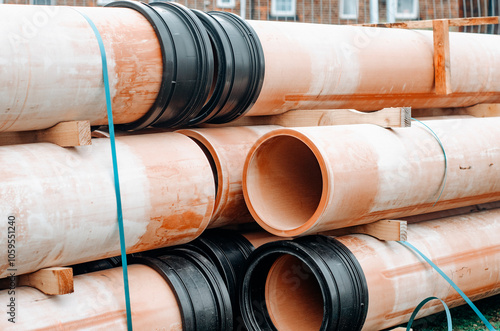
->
[407, 294, 500, 330]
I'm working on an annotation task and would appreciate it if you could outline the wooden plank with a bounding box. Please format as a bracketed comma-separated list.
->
[412, 103, 500, 118]
[0, 267, 74, 295]
[324, 220, 408, 241]
[0, 121, 91, 147]
[433, 20, 452, 95]
[201, 107, 411, 128]
[358, 16, 499, 29]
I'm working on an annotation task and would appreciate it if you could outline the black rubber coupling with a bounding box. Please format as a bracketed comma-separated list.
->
[240, 235, 369, 331]
[106, 1, 214, 129]
[133, 249, 233, 331]
[183, 229, 255, 308]
[71, 256, 122, 276]
[202, 11, 265, 124]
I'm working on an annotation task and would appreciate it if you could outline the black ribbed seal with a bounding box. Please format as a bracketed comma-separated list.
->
[149, 2, 214, 128]
[204, 11, 265, 124]
[240, 235, 368, 331]
[133, 249, 233, 331]
[105, 0, 176, 130]
[107, 1, 214, 129]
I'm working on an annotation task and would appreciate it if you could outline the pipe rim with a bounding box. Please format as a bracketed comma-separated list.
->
[176, 129, 225, 220]
[243, 129, 331, 237]
[240, 236, 368, 331]
[105, 0, 176, 131]
[206, 11, 265, 124]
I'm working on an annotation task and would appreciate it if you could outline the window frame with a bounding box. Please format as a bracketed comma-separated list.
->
[271, 0, 297, 17]
[395, 0, 419, 19]
[339, 0, 359, 19]
[216, 0, 236, 8]
[29, 0, 56, 4]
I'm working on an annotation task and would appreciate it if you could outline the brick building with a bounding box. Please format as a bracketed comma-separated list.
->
[1, 0, 498, 33]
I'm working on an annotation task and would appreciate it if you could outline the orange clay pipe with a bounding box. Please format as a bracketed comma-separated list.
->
[244, 117, 500, 236]
[241, 208, 500, 330]
[245, 20, 500, 115]
[0, 132, 215, 278]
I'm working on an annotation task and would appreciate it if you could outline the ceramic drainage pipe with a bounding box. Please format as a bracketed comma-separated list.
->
[0, 2, 214, 131]
[243, 117, 500, 236]
[0, 252, 232, 330]
[176, 126, 279, 228]
[0, 132, 215, 278]
[241, 208, 500, 331]
[244, 20, 500, 116]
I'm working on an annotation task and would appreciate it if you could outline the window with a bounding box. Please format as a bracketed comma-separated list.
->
[30, 0, 55, 4]
[217, 0, 236, 8]
[395, 0, 419, 19]
[271, 0, 296, 17]
[339, 0, 359, 19]
[97, 0, 114, 5]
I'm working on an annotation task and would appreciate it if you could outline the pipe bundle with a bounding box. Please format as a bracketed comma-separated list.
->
[1, 1, 500, 330]
[2, 2, 500, 131]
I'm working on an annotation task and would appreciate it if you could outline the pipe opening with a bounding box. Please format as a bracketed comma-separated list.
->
[246, 135, 323, 231]
[265, 254, 324, 331]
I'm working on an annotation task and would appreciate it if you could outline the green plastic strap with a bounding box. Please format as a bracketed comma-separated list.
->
[73, 10, 133, 331]
[411, 118, 447, 207]
[405, 296, 452, 331]
[399, 241, 496, 331]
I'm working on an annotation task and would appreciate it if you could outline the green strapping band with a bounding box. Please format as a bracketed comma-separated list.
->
[399, 241, 496, 331]
[411, 118, 447, 207]
[73, 9, 133, 331]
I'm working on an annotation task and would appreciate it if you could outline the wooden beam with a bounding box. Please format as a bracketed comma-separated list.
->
[433, 20, 452, 95]
[0, 267, 74, 295]
[358, 16, 499, 29]
[412, 103, 500, 118]
[201, 107, 411, 128]
[325, 220, 408, 241]
[0, 121, 91, 147]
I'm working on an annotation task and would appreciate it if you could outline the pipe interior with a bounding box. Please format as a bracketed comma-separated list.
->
[265, 255, 324, 331]
[246, 135, 323, 230]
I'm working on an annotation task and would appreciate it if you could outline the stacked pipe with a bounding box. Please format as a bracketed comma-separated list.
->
[1, 1, 500, 330]
[240, 209, 500, 330]
[2, 2, 500, 132]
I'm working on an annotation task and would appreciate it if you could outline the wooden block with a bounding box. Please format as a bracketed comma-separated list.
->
[0, 121, 91, 147]
[0, 267, 74, 295]
[433, 20, 452, 95]
[324, 220, 408, 241]
[18, 267, 74, 295]
[201, 107, 411, 128]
